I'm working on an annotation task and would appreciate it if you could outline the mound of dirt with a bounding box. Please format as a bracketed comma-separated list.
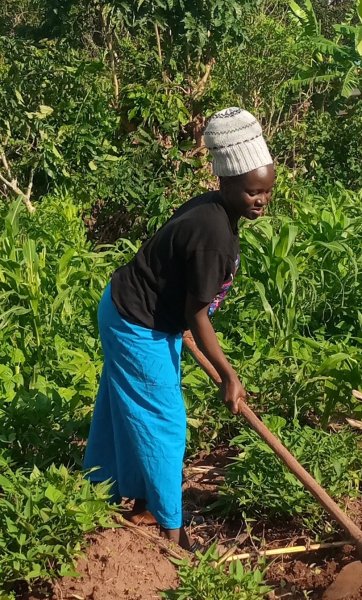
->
[53, 528, 178, 600]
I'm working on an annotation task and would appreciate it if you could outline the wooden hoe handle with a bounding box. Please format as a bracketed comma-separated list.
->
[183, 333, 362, 556]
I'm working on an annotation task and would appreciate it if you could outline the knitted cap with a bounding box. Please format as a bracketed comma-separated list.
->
[204, 107, 273, 177]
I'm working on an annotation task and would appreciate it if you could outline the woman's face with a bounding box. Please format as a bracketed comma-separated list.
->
[221, 164, 275, 221]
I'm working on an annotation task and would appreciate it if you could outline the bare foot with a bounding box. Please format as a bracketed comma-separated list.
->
[129, 510, 158, 525]
[160, 526, 192, 551]
[127, 499, 157, 526]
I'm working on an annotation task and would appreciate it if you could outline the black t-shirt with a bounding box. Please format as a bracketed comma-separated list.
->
[111, 191, 239, 334]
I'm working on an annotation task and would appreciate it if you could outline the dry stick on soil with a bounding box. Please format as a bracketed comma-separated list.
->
[225, 541, 352, 562]
[154, 22, 162, 65]
[113, 513, 185, 561]
[185, 466, 226, 474]
[214, 545, 240, 567]
[154, 22, 168, 84]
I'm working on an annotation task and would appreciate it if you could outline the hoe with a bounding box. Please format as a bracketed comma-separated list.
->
[183, 332, 362, 600]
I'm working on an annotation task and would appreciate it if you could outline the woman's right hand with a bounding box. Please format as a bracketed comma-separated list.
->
[184, 293, 248, 415]
[220, 372, 247, 415]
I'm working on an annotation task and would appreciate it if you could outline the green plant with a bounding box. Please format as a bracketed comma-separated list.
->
[162, 543, 271, 600]
[0, 197, 128, 468]
[0, 36, 118, 209]
[0, 451, 113, 596]
[217, 416, 361, 534]
[210, 179, 362, 423]
[273, 104, 362, 189]
[288, 0, 362, 99]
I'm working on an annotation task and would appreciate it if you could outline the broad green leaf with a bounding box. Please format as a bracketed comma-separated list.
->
[22, 239, 39, 274]
[318, 352, 352, 374]
[58, 247, 76, 275]
[187, 417, 202, 428]
[316, 240, 345, 252]
[274, 223, 298, 258]
[15, 89, 24, 104]
[357, 0, 362, 24]
[254, 281, 275, 321]
[275, 262, 285, 297]
[355, 25, 362, 56]
[39, 104, 54, 116]
[341, 66, 359, 98]
[289, 0, 308, 23]
[44, 485, 65, 503]
[5, 198, 23, 238]
[0, 364, 13, 381]
[5, 517, 18, 533]
[0, 473, 14, 489]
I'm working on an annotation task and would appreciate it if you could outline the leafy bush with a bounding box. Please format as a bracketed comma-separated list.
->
[0, 197, 130, 468]
[273, 105, 362, 189]
[217, 416, 361, 533]
[0, 452, 113, 596]
[0, 37, 119, 206]
[163, 544, 270, 600]
[214, 180, 362, 421]
[0, 198, 118, 594]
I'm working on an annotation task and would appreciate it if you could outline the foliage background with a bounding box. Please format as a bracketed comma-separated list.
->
[0, 0, 361, 595]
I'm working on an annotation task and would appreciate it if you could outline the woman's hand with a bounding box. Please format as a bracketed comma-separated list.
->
[184, 294, 248, 416]
[220, 372, 247, 415]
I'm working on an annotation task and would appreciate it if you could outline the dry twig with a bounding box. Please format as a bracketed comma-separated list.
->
[225, 540, 351, 562]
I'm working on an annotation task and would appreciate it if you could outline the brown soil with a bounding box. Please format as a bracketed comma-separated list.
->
[183, 448, 362, 599]
[18, 446, 362, 599]
[27, 528, 178, 600]
[267, 545, 361, 599]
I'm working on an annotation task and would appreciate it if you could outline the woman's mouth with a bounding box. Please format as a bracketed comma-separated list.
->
[250, 207, 265, 217]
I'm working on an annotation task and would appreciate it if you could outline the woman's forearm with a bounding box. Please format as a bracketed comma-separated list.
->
[184, 297, 236, 382]
[184, 294, 247, 413]
[182, 329, 222, 385]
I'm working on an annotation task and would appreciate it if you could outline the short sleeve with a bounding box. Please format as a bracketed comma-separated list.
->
[186, 249, 228, 304]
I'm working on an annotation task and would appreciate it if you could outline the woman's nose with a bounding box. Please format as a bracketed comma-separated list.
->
[255, 193, 268, 206]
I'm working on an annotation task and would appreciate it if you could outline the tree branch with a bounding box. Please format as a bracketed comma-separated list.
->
[0, 151, 36, 213]
[192, 58, 216, 99]
[1, 148, 11, 177]
[154, 21, 162, 64]
[101, 8, 120, 106]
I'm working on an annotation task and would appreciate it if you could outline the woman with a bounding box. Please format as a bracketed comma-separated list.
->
[84, 107, 275, 550]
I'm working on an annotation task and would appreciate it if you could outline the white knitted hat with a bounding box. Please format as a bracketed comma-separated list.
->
[204, 107, 273, 177]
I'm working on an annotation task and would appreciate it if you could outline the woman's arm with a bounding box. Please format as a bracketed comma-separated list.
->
[184, 292, 246, 414]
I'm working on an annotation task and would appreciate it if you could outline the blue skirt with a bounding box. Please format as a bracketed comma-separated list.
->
[83, 284, 186, 529]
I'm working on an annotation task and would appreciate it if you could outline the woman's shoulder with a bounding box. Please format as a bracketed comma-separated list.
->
[170, 192, 233, 251]
[171, 190, 226, 225]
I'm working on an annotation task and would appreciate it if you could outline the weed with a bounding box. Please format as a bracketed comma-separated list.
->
[162, 543, 270, 600]
[216, 416, 361, 534]
[0, 452, 113, 596]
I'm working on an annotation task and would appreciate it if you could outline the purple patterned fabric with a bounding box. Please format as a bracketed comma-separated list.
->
[208, 254, 240, 317]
